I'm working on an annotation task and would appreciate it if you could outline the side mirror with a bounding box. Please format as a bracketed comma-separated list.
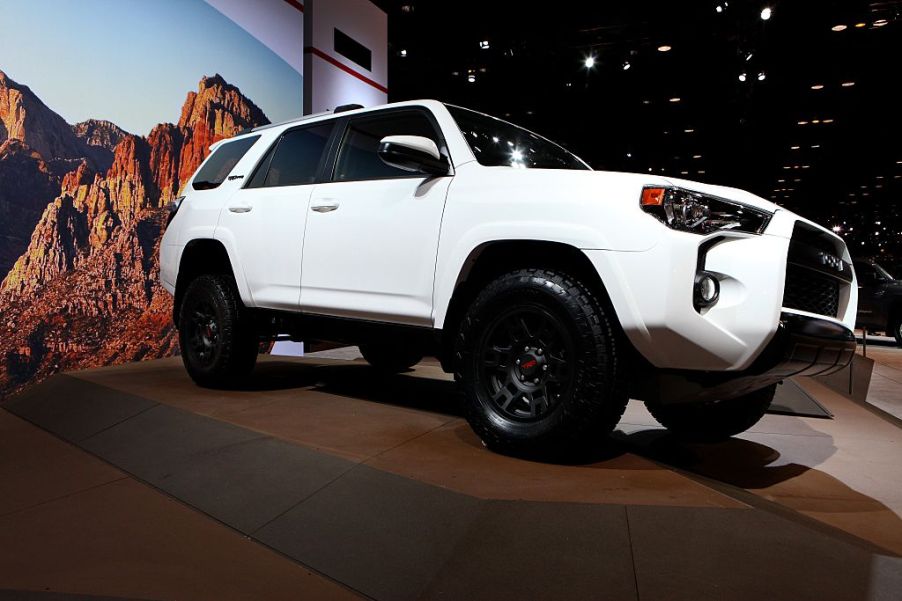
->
[377, 135, 449, 176]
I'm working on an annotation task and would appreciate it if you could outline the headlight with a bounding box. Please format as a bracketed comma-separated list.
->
[640, 187, 772, 235]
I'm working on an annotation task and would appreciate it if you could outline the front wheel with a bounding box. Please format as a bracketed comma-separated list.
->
[456, 268, 629, 455]
[645, 385, 776, 443]
[178, 274, 258, 388]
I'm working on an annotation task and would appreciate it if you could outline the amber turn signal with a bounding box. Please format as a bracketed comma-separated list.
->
[641, 187, 667, 206]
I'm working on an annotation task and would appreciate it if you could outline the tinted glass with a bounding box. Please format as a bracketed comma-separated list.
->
[334, 111, 441, 181]
[446, 105, 589, 170]
[192, 135, 260, 190]
[254, 123, 334, 188]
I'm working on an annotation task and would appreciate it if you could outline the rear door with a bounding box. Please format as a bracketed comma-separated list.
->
[216, 121, 336, 310]
[300, 108, 452, 325]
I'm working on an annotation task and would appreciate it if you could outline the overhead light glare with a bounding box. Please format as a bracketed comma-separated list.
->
[738, 72, 747, 82]
[874, 19, 888, 27]
[760, 7, 772, 21]
[479, 40, 490, 50]
[715, 5, 723, 13]
[584, 55, 596, 69]
[669, 97, 681, 102]
[623, 61, 631, 70]
[399, 49, 408, 57]
[684, 128, 695, 133]
[841, 81, 855, 87]
[810, 84, 824, 90]
[757, 71, 766, 81]
[658, 45, 672, 52]
[854, 22, 866, 28]
[692, 154, 702, 159]
[467, 73, 476, 83]
[832, 24, 847, 32]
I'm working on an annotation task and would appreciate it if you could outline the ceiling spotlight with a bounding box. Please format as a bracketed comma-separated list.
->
[745, 52, 754, 61]
[626, 153, 632, 158]
[623, 61, 631, 70]
[399, 49, 408, 57]
[738, 72, 747, 82]
[693, 155, 702, 159]
[832, 24, 847, 32]
[810, 84, 824, 90]
[584, 55, 596, 69]
[798, 120, 808, 125]
[467, 73, 476, 83]
[684, 128, 695, 133]
[823, 118, 834, 123]
[760, 7, 772, 21]
[479, 40, 490, 50]
[757, 71, 766, 81]
[669, 97, 681, 102]
[874, 19, 888, 27]
[841, 81, 855, 87]
[790, 145, 800, 150]
[715, 4, 723, 13]
[658, 45, 672, 52]
[854, 22, 866, 28]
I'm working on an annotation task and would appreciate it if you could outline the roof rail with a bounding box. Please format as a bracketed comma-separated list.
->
[334, 103, 364, 113]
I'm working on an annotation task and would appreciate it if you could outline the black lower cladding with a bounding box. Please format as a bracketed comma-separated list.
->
[649, 312, 856, 404]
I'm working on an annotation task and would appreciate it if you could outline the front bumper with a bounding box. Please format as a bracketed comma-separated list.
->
[641, 312, 856, 404]
[583, 209, 856, 372]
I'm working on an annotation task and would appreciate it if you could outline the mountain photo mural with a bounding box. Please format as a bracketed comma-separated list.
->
[0, 0, 304, 398]
[0, 72, 270, 397]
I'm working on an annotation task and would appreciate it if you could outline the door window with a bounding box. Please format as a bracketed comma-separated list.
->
[333, 111, 442, 181]
[247, 123, 334, 188]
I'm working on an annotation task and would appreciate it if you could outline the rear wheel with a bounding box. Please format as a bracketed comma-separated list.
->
[456, 268, 629, 455]
[892, 315, 902, 347]
[359, 342, 424, 372]
[178, 274, 258, 388]
[645, 385, 776, 443]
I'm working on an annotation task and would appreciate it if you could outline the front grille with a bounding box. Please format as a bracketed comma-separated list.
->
[783, 263, 840, 317]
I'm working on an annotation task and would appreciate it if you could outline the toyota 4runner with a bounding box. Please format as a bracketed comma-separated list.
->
[160, 100, 858, 453]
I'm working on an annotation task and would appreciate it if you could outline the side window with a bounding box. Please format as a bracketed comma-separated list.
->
[333, 111, 442, 181]
[854, 262, 877, 284]
[247, 123, 334, 188]
[192, 135, 260, 190]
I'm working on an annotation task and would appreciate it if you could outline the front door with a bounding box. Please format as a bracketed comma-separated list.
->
[300, 109, 452, 326]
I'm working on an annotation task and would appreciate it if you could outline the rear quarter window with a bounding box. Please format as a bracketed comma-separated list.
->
[192, 135, 260, 190]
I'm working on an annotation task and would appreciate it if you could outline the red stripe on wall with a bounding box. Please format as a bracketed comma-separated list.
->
[283, 0, 304, 12]
[304, 46, 389, 94]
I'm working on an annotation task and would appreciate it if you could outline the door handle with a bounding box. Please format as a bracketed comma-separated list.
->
[311, 200, 340, 213]
[228, 205, 253, 213]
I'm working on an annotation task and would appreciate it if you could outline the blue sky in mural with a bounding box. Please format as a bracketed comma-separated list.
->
[0, 0, 302, 134]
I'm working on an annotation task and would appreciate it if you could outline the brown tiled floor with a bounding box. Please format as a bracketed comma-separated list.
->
[4, 353, 902, 600]
[0, 411, 361, 601]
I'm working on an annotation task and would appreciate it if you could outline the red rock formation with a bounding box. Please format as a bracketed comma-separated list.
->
[0, 75, 269, 398]
[0, 69, 91, 164]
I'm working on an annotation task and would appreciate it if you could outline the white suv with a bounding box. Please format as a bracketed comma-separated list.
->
[160, 100, 857, 452]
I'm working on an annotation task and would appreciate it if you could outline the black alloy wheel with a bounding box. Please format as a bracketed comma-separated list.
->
[456, 268, 629, 455]
[477, 306, 575, 422]
[178, 274, 258, 388]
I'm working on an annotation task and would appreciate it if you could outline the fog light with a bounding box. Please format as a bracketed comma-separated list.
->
[694, 272, 720, 308]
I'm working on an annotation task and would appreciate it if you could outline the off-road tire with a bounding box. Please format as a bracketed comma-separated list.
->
[178, 274, 258, 388]
[645, 384, 776, 443]
[456, 268, 629, 455]
[892, 315, 902, 347]
[359, 342, 424, 372]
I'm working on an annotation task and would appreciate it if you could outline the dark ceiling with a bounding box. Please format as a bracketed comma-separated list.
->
[374, 0, 902, 265]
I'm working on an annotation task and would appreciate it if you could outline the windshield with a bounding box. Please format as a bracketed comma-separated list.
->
[446, 105, 590, 170]
[875, 263, 895, 280]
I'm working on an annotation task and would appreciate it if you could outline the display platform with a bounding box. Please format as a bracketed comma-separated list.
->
[3, 355, 902, 601]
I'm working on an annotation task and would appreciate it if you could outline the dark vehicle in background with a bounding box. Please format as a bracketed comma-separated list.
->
[854, 259, 902, 346]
